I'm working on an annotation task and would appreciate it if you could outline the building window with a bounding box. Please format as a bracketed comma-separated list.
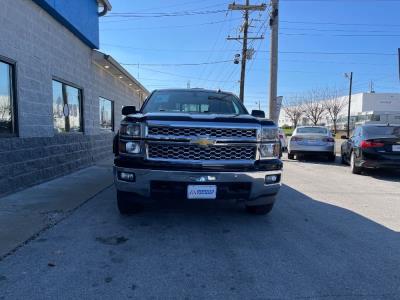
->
[52, 80, 82, 133]
[0, 60, 15, 136]
[99, 97, 114, 131]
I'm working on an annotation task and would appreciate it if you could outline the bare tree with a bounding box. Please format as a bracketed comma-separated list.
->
[302, 89, 326, 125]
[323, 89, 348, 133]
[282, 95, 303, 128]
[0, 96, 11, 122]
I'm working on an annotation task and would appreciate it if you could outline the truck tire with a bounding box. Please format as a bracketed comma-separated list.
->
[328, 153, 336, 162]
[288, 152, 295, 160]
[246, 203, 274, 215]
[117, 191, 143, 215]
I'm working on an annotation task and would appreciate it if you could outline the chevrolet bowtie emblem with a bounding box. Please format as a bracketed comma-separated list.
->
[191, 137, 216, 147]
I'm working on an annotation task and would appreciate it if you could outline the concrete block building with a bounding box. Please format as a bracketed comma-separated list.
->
[0, 0, 149, 195]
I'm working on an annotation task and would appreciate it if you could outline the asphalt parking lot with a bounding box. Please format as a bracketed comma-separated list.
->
[0, 156, 399, 299]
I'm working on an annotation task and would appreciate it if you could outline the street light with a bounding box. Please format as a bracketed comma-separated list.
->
[344, 72, 353, 138]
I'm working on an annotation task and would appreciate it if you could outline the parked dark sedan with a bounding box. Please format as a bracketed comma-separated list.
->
[341, 124, 400, 174]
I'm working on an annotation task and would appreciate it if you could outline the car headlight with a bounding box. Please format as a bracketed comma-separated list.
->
[120, 141, 141, 154]
[120, 124, 140, 137]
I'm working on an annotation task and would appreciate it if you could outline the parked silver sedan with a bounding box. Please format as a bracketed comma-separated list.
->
[288, 126, 336, 161]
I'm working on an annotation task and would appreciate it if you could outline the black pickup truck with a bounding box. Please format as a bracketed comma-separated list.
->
[113, 89, 282, 215]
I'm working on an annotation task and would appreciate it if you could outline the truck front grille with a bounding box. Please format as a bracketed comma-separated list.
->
[148, 144, 256, 161]
[148, 126, 257, 138]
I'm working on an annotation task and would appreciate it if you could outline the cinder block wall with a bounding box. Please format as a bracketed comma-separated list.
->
[0, 0, 141, 195]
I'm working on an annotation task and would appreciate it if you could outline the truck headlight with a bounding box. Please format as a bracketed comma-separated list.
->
[259, 143, 278, 158]
[261, 127, 278, 141]
[120, 124, 140, 137]
[260, 126, 279, 158]
[125, 141, 141, 154]
[119, 141, 141, 154]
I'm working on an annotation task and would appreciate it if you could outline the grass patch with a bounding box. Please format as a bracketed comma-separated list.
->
[282, 128, 294, 136]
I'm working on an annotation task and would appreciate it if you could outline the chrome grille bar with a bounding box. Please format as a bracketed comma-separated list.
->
[147, 143, 257, 161]
[148, 126, 256, 139]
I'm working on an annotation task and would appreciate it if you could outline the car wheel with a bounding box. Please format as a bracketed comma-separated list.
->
[246, 203, 274, 215]
[117, 191, 143, 215]
[350, 152, 362, 174]
[288, 152, 295, 160]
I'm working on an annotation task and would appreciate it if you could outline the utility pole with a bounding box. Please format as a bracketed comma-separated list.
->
[227, 1, 266, 102]
[269, 0, 279, 123]
[345, 72, 353, 138]
[239, 1, 249, 102]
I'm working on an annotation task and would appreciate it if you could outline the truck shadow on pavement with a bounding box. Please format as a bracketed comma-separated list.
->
[0, 184, 399, 299]
[114, 184, 400, 298]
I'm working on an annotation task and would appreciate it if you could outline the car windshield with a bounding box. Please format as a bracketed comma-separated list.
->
[296, 127, 327, 134]
[364, 126, 400, 138]
[142, 90, 247, 115]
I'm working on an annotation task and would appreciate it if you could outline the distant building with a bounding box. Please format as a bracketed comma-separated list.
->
[278, 93, 400, 129]
[0, 0, 149, 195]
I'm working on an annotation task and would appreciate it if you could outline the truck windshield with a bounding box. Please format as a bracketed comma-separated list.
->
[142, 90, 248, 115]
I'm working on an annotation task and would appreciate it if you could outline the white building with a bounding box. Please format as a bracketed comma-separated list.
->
[278, 92, 400, 129]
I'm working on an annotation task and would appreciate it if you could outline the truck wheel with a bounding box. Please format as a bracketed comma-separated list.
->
[117, 191, 143, 215]
[350, 152, 362, 175]
[246, 203, 274, 215]
[288, 152, 295, 160]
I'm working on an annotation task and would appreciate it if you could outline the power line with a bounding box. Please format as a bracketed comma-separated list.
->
[133, 1, 230, 13]
[280, 27, 400, 33]
[100, 18, 242, 31]
[100, 43, 240, 53]
[280, 32, 400, 37]
[100, 43, 397, 56]
[121, 60, 232, 67]
[271, 50, 397, 56]
[197, 11, 232, 85]
[136, 66, 238, 83]
[105, 9, 229, 18]
[226, 0, 266, 101]
[281, 20, 400, 28]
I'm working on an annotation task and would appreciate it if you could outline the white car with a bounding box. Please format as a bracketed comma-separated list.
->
[288, 126, 336, 161]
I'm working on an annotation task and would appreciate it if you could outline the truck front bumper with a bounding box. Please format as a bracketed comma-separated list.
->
[114, 167, 282, 206]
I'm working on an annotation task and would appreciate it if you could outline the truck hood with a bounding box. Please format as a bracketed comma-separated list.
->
[124, 112, 275, 126]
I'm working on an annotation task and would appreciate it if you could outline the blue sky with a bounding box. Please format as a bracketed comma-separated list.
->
[99, 0, 400, 113]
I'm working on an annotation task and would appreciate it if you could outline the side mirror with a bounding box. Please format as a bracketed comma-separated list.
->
[340, 135, 348, 140]
[122, 106, 136, 116]
[251, 110, 265, 118]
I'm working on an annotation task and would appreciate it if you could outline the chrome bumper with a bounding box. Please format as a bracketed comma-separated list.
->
[114, 167, 282, 205]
